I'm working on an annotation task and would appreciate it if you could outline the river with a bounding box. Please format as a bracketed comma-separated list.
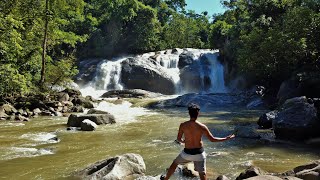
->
[0, 98, 318, 179]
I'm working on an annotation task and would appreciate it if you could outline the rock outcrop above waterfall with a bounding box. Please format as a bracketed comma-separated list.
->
[121, 57, 176, 95]
[74, 153, 146, 180]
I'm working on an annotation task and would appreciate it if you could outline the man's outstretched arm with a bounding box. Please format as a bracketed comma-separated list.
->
[203, 126, 235, 142]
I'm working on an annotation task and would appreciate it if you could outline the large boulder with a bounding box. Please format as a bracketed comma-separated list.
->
[258, 111, 278, 129]
[283, 160, 320, 180]
[67, 114, 115, 127]
[120, 57, 176, 95]
[272, 96, 320, 140]
[75, 153, 146, 180]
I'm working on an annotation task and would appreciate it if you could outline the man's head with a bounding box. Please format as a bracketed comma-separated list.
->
[188, 103, 200, 119]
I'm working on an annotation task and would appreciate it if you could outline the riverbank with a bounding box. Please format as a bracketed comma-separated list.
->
[0, 92, 319, 179]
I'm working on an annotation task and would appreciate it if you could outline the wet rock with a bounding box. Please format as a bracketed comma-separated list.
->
[71, 105, 84, 113]
[87, 109, 110, 114]
[178, 51, 194, 69]
[151, 93, 245, 109]
[1, 104, 17, 115]
[0, 106, 8, 120]
[40, 110, 53, 116]
[15, 114, 29, 121]
[62, 88, 82, 97]
[66, 127, 78, 131]
[236, 166, 265, 180]
[245, 175, 282, 180]
[101, 89, 161, 98]
[258, 111, 278, 129]
[273, 96, 320, 141]
[75, 153, 146, 180]
[247, 98, 265, 110]
[216, 175, 230, 180]
[67, 114, 115, 127]
[283, 160, 320, 180]
[81, 119, 98, 131]
[136, 175, 162, 180]
[180, 163, 199, 177]
[45, 101, 62, 108]
[57, 92, 70, 102]
[33, 108, 42, 115]
[172, 48, 180, 54]
[72, 97, 94, 109]
[54, 111, 63, 117]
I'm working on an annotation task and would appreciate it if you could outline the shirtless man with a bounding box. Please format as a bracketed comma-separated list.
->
[161, 103, 235, 180]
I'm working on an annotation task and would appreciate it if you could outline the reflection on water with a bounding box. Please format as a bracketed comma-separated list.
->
[0, 100, 319, 179]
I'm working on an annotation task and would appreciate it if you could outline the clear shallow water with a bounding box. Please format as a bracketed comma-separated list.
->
[0, 100, 319, 180]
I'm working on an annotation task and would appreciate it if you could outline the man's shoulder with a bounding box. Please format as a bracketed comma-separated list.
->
[196, 121, 208, 129]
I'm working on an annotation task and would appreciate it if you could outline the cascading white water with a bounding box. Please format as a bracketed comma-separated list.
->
[79, 48, 228, 98]
[205, 53, 228, 93]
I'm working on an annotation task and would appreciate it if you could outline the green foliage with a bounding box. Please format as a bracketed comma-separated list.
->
[0, 64, 30, 95]
[46, 58, 79, 88]
[0, 0, 212, 95]
[211, 0, 320, 86]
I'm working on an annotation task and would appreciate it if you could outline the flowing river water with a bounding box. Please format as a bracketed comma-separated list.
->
[0, 98, 319, 179]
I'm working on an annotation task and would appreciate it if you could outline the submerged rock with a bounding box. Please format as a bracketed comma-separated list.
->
[75, 153, 146, 180]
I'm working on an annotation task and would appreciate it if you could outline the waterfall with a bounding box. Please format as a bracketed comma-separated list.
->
[78, 49, 228, 97]
[205, 53, 227, 93]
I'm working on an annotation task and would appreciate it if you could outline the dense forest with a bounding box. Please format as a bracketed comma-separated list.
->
[0, 0, 319, 96]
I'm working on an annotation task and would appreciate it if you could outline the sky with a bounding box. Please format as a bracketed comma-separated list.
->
[185, 0, 226, 16]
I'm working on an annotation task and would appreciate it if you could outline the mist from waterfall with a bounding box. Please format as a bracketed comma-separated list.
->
[79, 49, 228, 98]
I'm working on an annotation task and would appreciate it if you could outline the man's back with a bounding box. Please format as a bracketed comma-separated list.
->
[181, 120, 206, 149]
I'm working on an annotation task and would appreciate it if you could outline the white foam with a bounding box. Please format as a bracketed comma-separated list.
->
[21, 132, 59, 145]
[95, 101, 155, 123]
[3, 147, 54, 160]
[79, 85, 106, 99]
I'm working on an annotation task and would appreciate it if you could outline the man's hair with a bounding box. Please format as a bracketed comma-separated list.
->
[188, 103, 200, 118]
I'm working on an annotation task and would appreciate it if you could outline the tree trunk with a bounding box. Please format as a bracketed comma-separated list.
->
[40, 0, 49, 85]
